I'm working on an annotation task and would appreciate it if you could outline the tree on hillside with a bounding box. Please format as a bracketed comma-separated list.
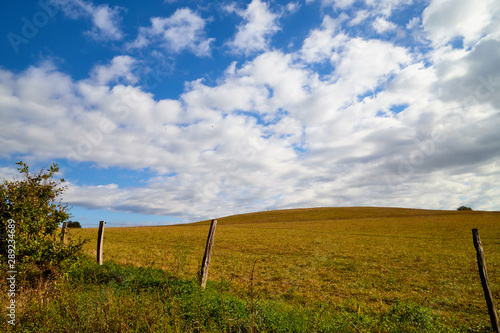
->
[66, 221, 82, 228]
[0, 161, 86, 283]
[457, 206, 473, 211]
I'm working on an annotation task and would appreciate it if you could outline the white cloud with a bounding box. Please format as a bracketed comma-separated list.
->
[422, 0, 500, 47]
[434, 36, 500, 111]
[237, 51, 311, 111]
[182, 77, 270, 114]
[372, 17, 397, 33]
[309, 0, 412, 40]
[300, 15, 348, 63]
[182, 50, 312, 122]
[349, 10, 370, 26]
[2, 45, 500, 219]
[51, 0, 124, 41]
[0, 167, 20, 181]
[365, 0, 413, 18]
[332, 38, 412, 94]
[311, 0, 413, 17]
[285, 2, 301, 13]
[89, 4, 123, 40]
[406, 17, 421, 30]
[90, 56, 138, 85]
[312, 0, 356, 9]
[128, 8, 214, 57]
[226, 0, 281, 56]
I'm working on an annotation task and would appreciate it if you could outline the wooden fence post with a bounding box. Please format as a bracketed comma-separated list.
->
[199, 219, 217, 288]
[472, 228, 499, 333]
[60, 221, 68, 243]
[97, 221, 105, 265]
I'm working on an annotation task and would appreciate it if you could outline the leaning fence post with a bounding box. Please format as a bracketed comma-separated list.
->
[60, 221, 68, 243]
[97, 221, 106, 265]
[472, 228, 499, 333]
[199, 219, 217, 288]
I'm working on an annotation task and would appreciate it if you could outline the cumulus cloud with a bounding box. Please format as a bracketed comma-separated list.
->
[372, 17, 397, 33]
[349, 10, 370, 26]
[332, 38, 412, 95]
[300, 15, 348, 63]
[365, 0, 413, 18]
[90, 56, 138, 85]
[311, 0, 413, 18]
[285, 2, 301, 13]
[226, 0, 281, 56]
[0, 167, 20, 181]
[0, 60, 303, 220]
[435, 36, 500, 111]
[2, 41, 499, 219]
[406, 17, 421, 30]
[51, 0, 124, 40]
[422, 0, 500, 47]
[305, 0, 412, 43]
[310, 0, 356, 10]
[128, 8, 214, 57]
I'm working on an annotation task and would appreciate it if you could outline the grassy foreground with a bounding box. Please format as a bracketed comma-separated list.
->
[3, 207, 500, 331]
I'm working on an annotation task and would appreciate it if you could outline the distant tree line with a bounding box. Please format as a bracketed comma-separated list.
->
[457, 206, 473, 211]
[66, 221, 82, 228]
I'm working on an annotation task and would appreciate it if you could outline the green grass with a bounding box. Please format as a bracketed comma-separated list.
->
[2, 256, 459, 332]
[2, 207, 499, 332]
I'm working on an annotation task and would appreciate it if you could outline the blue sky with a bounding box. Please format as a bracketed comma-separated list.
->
[1, 0, 500, 227]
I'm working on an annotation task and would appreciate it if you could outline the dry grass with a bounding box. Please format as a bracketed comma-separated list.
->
[67, 207, 500, 329]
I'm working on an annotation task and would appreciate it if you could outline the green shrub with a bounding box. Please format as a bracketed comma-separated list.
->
[0, 161, 87, 284]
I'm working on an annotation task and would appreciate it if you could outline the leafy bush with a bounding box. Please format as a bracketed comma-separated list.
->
[0, 161, 87, 284]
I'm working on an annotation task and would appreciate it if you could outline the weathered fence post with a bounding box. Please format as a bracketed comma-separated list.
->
[97, 221, 105, 265]
[199, 219, 217, 288]
[472, 228, 499, 333]
[60, 221, 68, 243]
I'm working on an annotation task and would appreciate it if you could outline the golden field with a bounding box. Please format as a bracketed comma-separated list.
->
[67, 207, 500, 329]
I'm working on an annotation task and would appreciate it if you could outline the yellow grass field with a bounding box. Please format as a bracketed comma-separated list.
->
[67, 207, 500, 329]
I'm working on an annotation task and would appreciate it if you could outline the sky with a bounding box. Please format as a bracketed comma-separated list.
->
[1, 0, 499, 227]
